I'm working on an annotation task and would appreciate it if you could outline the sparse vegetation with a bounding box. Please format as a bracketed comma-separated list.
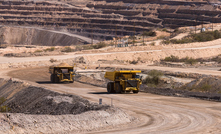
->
[61, 46, 74, 52]
[129, 60, 138, 64]
[142, 31, 156, 37]
[0, 97, 10, 112]
[162, 28, 168, 32]
[157, 35, 166, 40]
[162, 55, 197, 65]
[149, 42, 155, 46]
[161, 30, 221, 44]
[34, 49, 43, 53]
[92, 42, 107, 49]
[44, 47, 55, 52]
[144, 70, 163, 86]
[49, 58, 57, 63]
[200, 84, 212, 92]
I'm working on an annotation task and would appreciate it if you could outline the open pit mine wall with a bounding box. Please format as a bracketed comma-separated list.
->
[95, 0, 208, 5]
[0, 27, 87, 46]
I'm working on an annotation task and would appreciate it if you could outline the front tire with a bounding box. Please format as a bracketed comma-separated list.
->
[133, 90, 139, 94]
[115, 83, 123, 93]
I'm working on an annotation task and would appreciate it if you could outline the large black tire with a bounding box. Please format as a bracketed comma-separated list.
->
[50, 74, 55, 83]
[115, 83, 123, 93]
[133, 90, 139, 94]
[107, 82, 114, 93]
[54, 75, 60, 83]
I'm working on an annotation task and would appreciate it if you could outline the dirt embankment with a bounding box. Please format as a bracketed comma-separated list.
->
[0, 78, 135, 133]
[1, 26, 88, 46]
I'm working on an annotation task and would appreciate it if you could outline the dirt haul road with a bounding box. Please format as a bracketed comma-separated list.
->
[6, 67, 221, 134]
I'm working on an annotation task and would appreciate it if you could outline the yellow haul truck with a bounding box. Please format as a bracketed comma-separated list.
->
[104, 70, 142, 93]
[49, 63, 75, 83]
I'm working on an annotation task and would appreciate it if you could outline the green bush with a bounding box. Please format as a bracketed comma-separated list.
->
[149, 42, 155, 46]
[129, 60, 138, 64]
[162, 28, 168, 32]
[163, 30, 221, 44]
[161, 39, 170, 44]
[0, 97, 6, 105]
[144, 70, 163, 85]
[0, 97, 10, 112]
[200, 84, 212, 92]
[44, 47, 55, 52]
[143, 31, 156, 37]
[61, 46, 74, 52]
[184, 57, 197, 65]
[92, 42, 107, 49]
[0, 105, 11, 112]
[162, 56, 197, 65]
[163, 55, 179, 62]
[34, 50, 43, 53]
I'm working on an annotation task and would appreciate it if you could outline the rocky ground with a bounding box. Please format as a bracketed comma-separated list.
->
[0, 78, 135, 133]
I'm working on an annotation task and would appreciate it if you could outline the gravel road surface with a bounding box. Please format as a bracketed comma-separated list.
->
[7, 67, 221, 134]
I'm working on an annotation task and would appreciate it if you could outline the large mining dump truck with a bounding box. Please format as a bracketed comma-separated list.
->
[49, 63, 75, 83]
[104, 70, 142, 93]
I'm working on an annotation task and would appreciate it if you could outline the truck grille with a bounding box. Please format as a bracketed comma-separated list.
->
[63, 73, 71, 79]
[126, 80, 138, 87]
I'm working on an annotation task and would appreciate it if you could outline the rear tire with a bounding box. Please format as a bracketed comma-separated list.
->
[54, 75, 60, 83]
[107, 82, 115, 93]
[50, 74, 55, 83]
[115, 83, 123, 93]
[133, 90, 139, 94]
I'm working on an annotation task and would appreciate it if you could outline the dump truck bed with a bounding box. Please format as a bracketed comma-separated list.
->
[104, 70, 141, 81]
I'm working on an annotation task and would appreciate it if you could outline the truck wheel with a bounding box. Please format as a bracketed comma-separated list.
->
[133, 90, 139, 94]
[55, 75, 60, 83]
[110, 82, 115, 93]
[107, 82, 113, 93]
[115, 83, 122, 93]
[50, 74, 55, 83]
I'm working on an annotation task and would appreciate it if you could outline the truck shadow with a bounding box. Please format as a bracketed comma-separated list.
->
[36, 81, 70, 84]
[88, 92, 135, 95]
[88, 92, 114, 94]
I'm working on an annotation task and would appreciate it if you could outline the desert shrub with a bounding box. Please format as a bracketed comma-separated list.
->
[129, 36, 136, 40]
[143, 31, 156, 37]
[163, 30, 221, 44]
[137, 57, 141, 61]
[44, 47, 55, 52]
[0, 97, 6, 105]
[0, 105, 11, 112]
[49, 58, 57, 63]
[184, 57, 197, 65]
[199, 84, 212, 92]
[162, 56, 197, 65]
[161, 39, 170, 44]
[144, 70, 163, 85]
[61, 46, 74, 52]
[211, 56, 221, 63]
[0, 97, 10, 112]
[149, 42, 155, 46]
[92, 42, 107, 49]
[163, 55, 179, 62]
[157, 35, 166, 40]
[162, 28, 168, 32]
[129, 60, 138, 64]
[192, 32, 214, 42]
[34, 50, 43, 53]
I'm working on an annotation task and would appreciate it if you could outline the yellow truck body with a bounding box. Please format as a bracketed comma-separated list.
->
[49, 63, 75, 83]
[104, 70, 142, 93]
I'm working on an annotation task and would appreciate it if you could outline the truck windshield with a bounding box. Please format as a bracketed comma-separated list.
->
[135, 75, 140, 78]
